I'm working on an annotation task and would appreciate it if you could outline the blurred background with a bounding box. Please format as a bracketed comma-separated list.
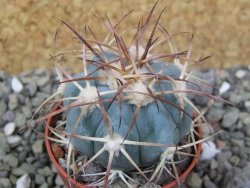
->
[0, 0, 249, 74]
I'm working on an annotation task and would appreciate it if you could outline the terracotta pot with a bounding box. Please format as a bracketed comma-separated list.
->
[45, 103, 202, 188]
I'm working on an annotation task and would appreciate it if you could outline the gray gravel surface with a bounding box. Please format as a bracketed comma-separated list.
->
[0, 66, 250, 188]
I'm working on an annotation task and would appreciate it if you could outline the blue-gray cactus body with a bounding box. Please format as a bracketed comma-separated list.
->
[64, 52, 192, 171]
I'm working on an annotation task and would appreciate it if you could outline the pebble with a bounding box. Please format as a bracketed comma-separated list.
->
[14, 113, 27, 127]
[200, 141, 220, 161]
[38, 166, 53, 177]
[47, 176, 54, 186]
[245, 101, 250, 112]
[230, 131, 245, 139]
[219, 81, 231, 95]
[32, 139, 44, 154]
[206, 107, 225, 123]
[235, 69, 246, 79]
[58, 158, 67, 170]
[224, 161, 233, 170]
[8, 94, 19, 110]
[0, 178, 11, 188]
[21, 106, 32, 118]
[36, 73, 50, 87]
[32, 96, 46, 108]
[216, 151, 232, 163]
[3, 154, 19, 168]
[7, 135, 22, 148]
[208, 169, 217, 180]
[236, 121, 243, 130]
[4, 122, 16, 136]
[9, 174, 17, 185]
[0, 82, 11, 99]
[0, 171, 8, 178]
[210, 159, 218, 169]
[25, 82, 37, 97]
[20, 163, 36, 174]
[0, 162, 10, 171]
[0, 133, 7, 159]
[245, 147, 250, 154]
[35, 174, 45, 185]
[55, 174, 64, 186]
[11, 77, 23, 93]
[187, 172, 202, 188]
[222, 108, 239, 128]
[12, 168, 26, 176]
[229, 92, 242, 105]
[40, 83, 52, 94]
[2, 110, 15, 122]
[229, 156, 240, 166]
[16, 173, 31, 188]
[230, 138, 244, 147]
[40, 182, 49, 188]
[203, 178, 218, 188]
[243, 118, 250, 137]
[0, 100, 7, 117]
[245, 141, 250, 147]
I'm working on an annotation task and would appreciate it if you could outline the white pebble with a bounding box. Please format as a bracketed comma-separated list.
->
[11, 77, 23, 93]
[200, 141, 220, 161]
[245, 101, 250, 108]
[7, 135, 22, 147]
[16, 173, 31, 188]
[219, 81, 231, 95]
[4, 122, 16, 136]
[55, 174, 64, 186]
[235, 69, 246, 79]
[58, 158, 67, 169]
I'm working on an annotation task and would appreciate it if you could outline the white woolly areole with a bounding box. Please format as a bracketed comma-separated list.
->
[129, 45, 146, 59]
[126, 81, 154, 106]
[104, 134, 123, 157]
[161, 147, 176, 160]
[79, 87, 98, 114]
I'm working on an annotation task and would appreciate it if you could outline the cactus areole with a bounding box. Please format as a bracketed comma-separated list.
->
[63, 48, 193, 171]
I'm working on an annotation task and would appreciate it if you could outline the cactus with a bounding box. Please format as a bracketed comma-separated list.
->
[63, 51, 194, 172]
[32, 1, 231, 187]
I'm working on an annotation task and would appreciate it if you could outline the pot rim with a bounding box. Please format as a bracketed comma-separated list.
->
[45, 102, 202, 188]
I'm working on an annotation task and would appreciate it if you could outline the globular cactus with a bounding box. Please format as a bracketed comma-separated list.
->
[36, 1, 230, 187]
[63, 51, 193, 172]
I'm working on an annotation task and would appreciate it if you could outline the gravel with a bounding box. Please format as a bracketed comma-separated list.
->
[0, 69, 64, 188]
[0, 67, 249, 187]
[190, 66, 250, 188]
